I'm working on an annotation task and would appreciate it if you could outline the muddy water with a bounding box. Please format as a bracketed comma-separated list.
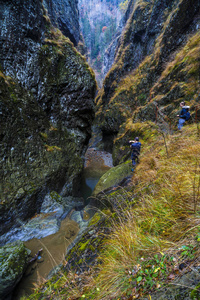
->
[81, 148, 113, 202]
[15, 218, 79, 299]
[14, 148, 113, 299]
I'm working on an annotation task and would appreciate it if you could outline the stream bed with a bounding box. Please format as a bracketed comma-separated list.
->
[13, 148, 113, 299]
[15, 217, 79, 299]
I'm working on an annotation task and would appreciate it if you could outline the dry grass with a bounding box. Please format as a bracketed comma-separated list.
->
[25, 125, 200, 300]
[153, 31, 200, 93]
[87, 124, 200, 299]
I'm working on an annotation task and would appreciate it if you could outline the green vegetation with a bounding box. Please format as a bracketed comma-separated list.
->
[95, 28, 200, 136]
[25, 123, 200, 300]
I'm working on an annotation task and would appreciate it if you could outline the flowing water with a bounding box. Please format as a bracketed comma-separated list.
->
[15, 218, 79, 299]
[13, 148, 113, 299]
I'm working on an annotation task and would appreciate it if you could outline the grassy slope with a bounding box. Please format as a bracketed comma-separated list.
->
[92, 123, 200, 299]
[26, 123, 200, 300]
[95, 6, 200, 137]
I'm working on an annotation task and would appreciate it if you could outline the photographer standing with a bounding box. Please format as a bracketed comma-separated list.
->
[129, 137, 141, 171]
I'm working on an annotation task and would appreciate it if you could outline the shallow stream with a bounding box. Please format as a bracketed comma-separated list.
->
[15, 218, 79, 299]
[13, 148, 113, 299]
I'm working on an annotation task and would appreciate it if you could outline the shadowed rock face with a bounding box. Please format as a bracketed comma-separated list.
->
[0, 0, 96, 235]
[103, 0, 137, 76]
[43, 0, 80, 46]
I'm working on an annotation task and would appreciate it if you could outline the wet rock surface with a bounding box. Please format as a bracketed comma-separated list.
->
[64, 210, 111, 274]
[0, 193, 84, 246]
[0, 241, 30, 299]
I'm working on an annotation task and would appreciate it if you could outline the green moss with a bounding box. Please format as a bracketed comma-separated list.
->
[45, 144, 62, 152]
[89, 245, 96, 252]
[79, 240, 90, 252]
[78, 258, 83, 264]
[0, 241, 30, 296]
[92, 161, 132, 196]
[40, 132, 48, 140]
[49, 191, 62, 204]
[88, 212, 101, 226]
[190, 283, 200, 299]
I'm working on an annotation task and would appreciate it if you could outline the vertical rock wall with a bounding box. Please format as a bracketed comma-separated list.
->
[0, 0, 97, 235]
[43, 0, 80, 46]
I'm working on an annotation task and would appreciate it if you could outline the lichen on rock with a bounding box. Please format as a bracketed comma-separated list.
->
[0, 241, 30, 299]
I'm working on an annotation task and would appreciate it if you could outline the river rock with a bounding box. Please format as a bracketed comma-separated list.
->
[0, 215, 60, 246]
[0, 192, 86, 246]
[0, 241, 30, 299]
[40, 191, 65, 217]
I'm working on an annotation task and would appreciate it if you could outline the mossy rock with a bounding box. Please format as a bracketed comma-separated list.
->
[0, 241, 30, 298]
[92, 161, 132, 196]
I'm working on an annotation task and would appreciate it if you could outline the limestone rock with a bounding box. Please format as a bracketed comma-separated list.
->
[103, 0, 137, 76]
[0, 0, 96, 235]
[92, 161, 132, 196]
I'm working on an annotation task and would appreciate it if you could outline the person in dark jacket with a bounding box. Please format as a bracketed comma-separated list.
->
[177, 101, 190, 130]
[129, 137, 141, 170]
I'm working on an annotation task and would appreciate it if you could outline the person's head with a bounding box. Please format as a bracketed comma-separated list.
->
[135, 137, 139, 142]
[180, 101, 185, 107]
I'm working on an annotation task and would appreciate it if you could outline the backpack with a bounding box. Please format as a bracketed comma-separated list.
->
[185, 111, 191, 121]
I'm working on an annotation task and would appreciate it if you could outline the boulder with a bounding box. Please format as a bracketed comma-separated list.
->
[92, 161, 132, 196]
[0, 241, 30, 299]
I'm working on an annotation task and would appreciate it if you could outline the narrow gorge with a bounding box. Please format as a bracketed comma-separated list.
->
[0, 0, 200, 299]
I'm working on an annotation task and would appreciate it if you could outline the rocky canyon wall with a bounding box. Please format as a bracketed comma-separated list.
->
[96, 0, 200, 160]
[43, 0, 80, 46]
[0, 0, 97, 235]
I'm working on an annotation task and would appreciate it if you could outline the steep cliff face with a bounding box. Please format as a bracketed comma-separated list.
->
[0, 0, 96, 235]
[79, 0, 124, 86]
[43, 0, 80, 46]
[96, 0, 200, 153]
[103, 0, 137, 76]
